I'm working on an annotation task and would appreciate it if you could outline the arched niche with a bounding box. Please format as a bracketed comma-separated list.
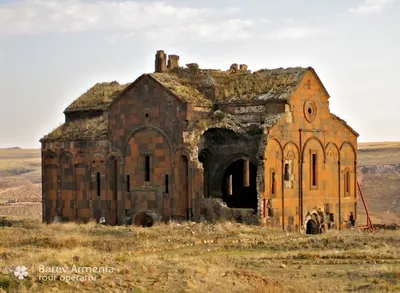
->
[264, 139, 283, 198]
[59, 152, 73, 220]
[74, 153, 90, 223]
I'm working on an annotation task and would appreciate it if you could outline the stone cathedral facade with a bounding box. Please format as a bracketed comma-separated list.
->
[41, 50, 358, 233]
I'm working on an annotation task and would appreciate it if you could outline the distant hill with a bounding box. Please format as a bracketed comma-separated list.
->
[358, 142, 400, 224]
[6, 146, 21, 150]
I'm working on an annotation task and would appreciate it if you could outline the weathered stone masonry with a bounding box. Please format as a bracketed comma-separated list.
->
[41, 50, 359, 232]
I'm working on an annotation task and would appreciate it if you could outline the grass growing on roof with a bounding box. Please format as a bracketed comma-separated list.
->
[150, 73, 212, 106]
[153, 67, 309, 103]
[65, 81, 131, 113]
[41, 116, 107, 142]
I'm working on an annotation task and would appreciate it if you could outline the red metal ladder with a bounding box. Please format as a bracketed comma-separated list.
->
[357, 181, 375, 232]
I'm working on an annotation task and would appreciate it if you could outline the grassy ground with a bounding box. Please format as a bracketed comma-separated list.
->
[0, 145, 399, 292]
[0, 220, 399, 293]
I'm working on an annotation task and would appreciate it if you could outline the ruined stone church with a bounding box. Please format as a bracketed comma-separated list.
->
[41, 50, 358, 233]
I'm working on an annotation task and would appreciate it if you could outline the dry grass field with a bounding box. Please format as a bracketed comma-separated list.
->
[0, 148, 42, 219]
[0, 220, 400, 293]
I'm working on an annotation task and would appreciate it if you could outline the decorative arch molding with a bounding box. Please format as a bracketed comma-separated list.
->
[123, 125, 173, 155]
[325, 142, 340, 162]
[44, 151, 57, 164]
[173, 147, 192, 168]
[301, 137, 326, 163]
[265, 138, 284, 158]
[92, 153, 106, 164]
[74, 152, 89, 165]
[59, 152, 73, 164]
[174, 146, 192, 157]
[283, 141, 300, 159]
[340, 141, 357, 161]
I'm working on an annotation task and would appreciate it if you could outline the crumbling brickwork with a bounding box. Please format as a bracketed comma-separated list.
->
[41, 50, 358, 233]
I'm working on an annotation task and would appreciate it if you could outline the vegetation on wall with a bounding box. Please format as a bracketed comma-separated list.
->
[41, 116, 108, 142]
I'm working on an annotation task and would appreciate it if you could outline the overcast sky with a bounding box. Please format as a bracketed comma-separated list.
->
[0, 0, 399, 148]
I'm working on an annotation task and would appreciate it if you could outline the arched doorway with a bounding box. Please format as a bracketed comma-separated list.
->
[221, 159, 257, 212]
[306, 219, 319, 235]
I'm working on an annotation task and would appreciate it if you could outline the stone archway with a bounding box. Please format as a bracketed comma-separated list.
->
[221, 159, 258, 212]
[306, 219, 319, 235]
[198, 128, 260, 201]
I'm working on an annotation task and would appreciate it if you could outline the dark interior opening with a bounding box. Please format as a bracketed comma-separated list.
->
[165, 174, 169, 194]
[312, 153, 317, 186]
[134, 212, 154, 228]
[221, 159, 257, 212]
[96, 172, 100, 197]
[271, 171, 276, 195]
[145, 156, 150, 182]
[284, 163, 290, 181]
[306, 219, 319, 235]
[127, 175, 130, 192]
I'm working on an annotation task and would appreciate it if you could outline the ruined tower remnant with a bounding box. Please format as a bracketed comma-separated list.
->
[155, 50, 167, 73]
[167, 55, 180, 70]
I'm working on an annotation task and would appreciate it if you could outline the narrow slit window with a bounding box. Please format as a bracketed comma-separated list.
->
[96, 172, 101, 197]
[165, 174, 169, 193]
[271, 171, 276, 195]
[284, 163, 290, 181]
[127, 175, 130, 192]
[312, 153, 317, 187]
[345, 171, 350, 194]
[145, 156, 150, 182]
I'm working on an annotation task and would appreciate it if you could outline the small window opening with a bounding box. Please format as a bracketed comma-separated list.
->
[308, 107, 312, 115]
[345, 171, 350, 194]
[145, 113, 149, 118]
[284, 163, 290, 181]
[145, 156, 150, 182]
[271, 172, 276, 195]
[127, 175, 130, 192]
[96, 172, 101, 197]
[312, 153, 317, 187]
[165, 174, 169, 193]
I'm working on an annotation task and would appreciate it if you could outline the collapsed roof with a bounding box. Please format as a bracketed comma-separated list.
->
[41, 50, 355, 142]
